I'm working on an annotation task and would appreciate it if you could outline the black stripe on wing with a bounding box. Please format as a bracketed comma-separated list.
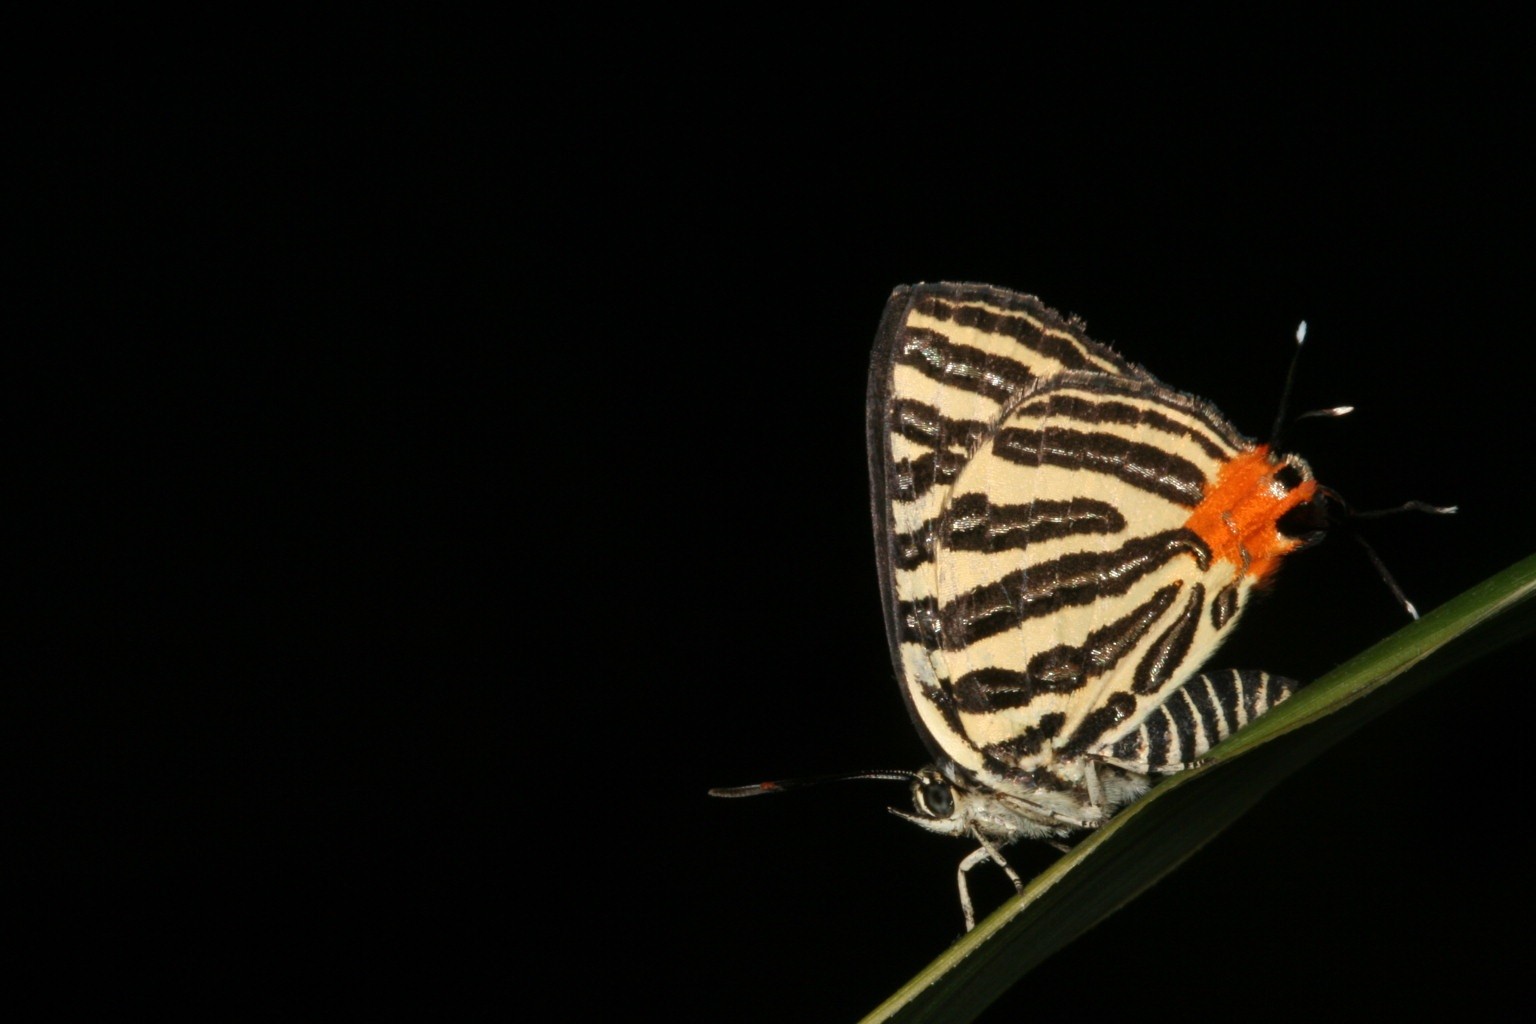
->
[909, 285, 1151, 380]
[896, 328, 1036, 404]
[889, 398, 990, 454]
[991, 426, 1208, 507]
[1053, 581, 1205, 760]
[950, 582, 1183, 712]
[891, 495, 1126, 571]
[893, 449, 969, 501]
[1010, 391, 1235, 463]
[920, 528, 1212, 649]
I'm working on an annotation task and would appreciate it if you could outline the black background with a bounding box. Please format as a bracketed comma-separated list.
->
[22, 13, 1533, 1020]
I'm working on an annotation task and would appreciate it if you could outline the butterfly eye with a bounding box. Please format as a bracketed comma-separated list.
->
[916, 778, 955, 818]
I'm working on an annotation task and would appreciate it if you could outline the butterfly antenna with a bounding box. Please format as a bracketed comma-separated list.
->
[709, 769, 919, 798]
[1318, 485, 1458, 621]
[1350, 530, 1421, 620]
[1270, 320, 1356, 449]
[1269, 320, 1308, 447]
[1346, 499, 1460, 520]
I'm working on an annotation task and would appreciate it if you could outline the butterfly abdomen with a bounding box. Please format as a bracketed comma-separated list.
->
[1101, 668, 1298, 773]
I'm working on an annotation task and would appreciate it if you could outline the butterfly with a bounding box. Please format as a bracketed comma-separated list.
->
[716, 282, 1411, 931]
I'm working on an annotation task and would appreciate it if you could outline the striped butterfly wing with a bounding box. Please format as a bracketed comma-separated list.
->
[869, 283, 1310, 802]
[932, 372, 1268, 782]
[868, 283, 1151, 768]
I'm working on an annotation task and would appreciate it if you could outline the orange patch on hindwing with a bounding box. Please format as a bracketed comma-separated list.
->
[1183, 445, 1316, 581]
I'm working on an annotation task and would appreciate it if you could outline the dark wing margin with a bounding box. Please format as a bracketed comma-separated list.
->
[867, 286, 929, 755]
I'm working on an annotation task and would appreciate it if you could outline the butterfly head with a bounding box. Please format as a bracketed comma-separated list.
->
[888, 764, 1081, 844]
[1271, 451, 1331, 550]
[889, 766, 969, 837]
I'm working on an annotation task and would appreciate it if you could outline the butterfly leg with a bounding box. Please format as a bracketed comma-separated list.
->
[1082, 758, 1106, 811]
[958, 835, 1024, 931]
